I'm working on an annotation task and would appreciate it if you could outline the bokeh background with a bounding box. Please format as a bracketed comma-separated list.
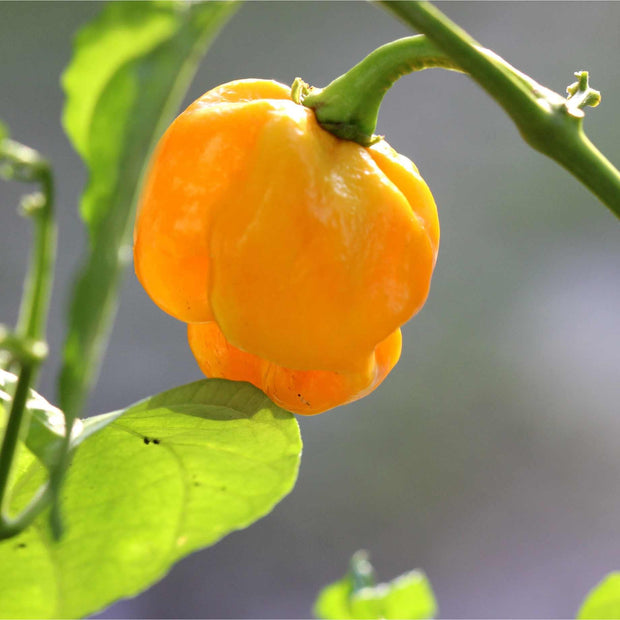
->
[1, 2, 619, 618]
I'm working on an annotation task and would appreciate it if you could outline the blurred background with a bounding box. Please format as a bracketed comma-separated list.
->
[1, 2, 619, 618]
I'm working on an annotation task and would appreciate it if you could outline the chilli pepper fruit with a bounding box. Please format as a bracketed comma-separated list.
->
[188, 322, 402, 416]
[133, 78, 439, 414]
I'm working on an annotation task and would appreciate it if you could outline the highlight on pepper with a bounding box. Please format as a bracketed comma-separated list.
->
[133, 79, 439, 415]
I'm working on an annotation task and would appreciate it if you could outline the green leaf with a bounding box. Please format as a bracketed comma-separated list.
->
[314, 553, 437, 620]
[0, 378, 302, 618]
[578, 573, 620, 619]
[58, 0, 238, 420]
[379, 571, 437, 619]
[315, 579, 356, 620]
[0, 370, 68, 471]
[0, 120, 8, 142]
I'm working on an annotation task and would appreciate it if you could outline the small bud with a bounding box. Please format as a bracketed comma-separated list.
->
[19, 192, 46, 218]
[566, 70, 601, 110]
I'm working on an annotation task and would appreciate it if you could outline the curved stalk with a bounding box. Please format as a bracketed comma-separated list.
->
[0, 137, 57, 539]
[295, 36, 463, 145]
[383, 1, 620, 218]
[296, 1, 620, 218]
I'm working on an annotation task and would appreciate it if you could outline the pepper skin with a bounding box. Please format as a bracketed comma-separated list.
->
[188, 322, 402, 416]
[134, 79, 439, 414]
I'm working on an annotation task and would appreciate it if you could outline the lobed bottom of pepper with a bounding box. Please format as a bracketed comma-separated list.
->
[188, 322, 402, 415]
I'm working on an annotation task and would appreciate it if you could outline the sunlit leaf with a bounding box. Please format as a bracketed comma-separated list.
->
[0, 378, 301, 618]
[578, 573, 620, 620]
[314, 552, 436, 620]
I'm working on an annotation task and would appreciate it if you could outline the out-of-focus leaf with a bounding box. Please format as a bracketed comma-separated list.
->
[59, 0, 238, 419]
[314, 552, 437, 620]
[0, 120, 8, 142]
[315, 579, 356, 620]
[578, 573, 620, 619]
[377, 571, 437, 619]
[0, 379, 301, 618]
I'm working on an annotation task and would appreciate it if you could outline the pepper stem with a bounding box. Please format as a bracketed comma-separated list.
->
[294, 36, 461, 146]
[292, 2, 620, 218]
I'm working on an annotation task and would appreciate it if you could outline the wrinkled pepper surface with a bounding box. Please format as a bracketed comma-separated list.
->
[134, 79, 439, 414]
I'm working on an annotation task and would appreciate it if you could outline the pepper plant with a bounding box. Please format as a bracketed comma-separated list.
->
[1, 2, 618, 618]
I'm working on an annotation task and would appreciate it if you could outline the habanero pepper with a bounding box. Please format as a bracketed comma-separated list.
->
[133, 79, 439, 414]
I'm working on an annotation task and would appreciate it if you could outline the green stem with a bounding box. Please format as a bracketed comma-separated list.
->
[380, 2, 543, 129]
[0, 367, 33, 514]
[382, 1, 620, 218]
[297, 36, 462, 145]
[0, 137, 57, 539]
[17, 172, 56, 340]
[0, 483, 51, 541]
[0, 366, 53, 540]
[349, 551, 377, 593]
[297, 1, 620, 217]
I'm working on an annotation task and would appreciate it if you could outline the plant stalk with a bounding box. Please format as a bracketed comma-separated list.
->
[297, 1, 620, 218]
[381, 1, 620, 218]
[0, 137, 57, 539]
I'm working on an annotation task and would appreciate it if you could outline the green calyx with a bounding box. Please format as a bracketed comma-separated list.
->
[292, 78, 383, 146]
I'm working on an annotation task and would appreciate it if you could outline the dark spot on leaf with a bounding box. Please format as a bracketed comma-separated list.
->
[143, 436, 161, 445]
[220, 486, 227, 492]
[194, 481, 201, 487]
[15, 542, 26, 549]
[152, 438, 160, 445]
[143, 437, 150, 445]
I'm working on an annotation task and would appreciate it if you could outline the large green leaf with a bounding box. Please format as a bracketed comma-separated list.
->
[578, 573, 620, 619]
[314, 552, 437, 620]
[59, 0, 238, 419]
[0, 378, 301, 618]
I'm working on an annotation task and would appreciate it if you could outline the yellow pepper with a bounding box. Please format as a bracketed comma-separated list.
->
[134, 79, 439, 414]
